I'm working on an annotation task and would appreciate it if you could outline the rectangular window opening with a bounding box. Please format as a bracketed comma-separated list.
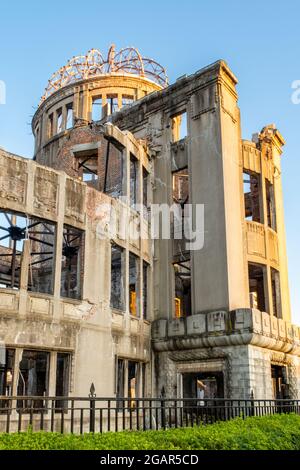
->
[55, 353, 70, 411]
[143, 261, 149, 320]
[110, 244, 125, 311]
[130, 154, 138, 208]
[129, 253, 139, 317]
[128, 361, 139, 406]
[0, 211, 56, 294]
[248, 263, 267, 312]
[0, 211, 26, 289]
[271, 268, 282, 318]
[171, 111, 188, 142]
[243, 171, 262, 223]
[122, 95, 134, 108]
[17, 350, 50, 410]
[66, 104, 73, 129]
[173, 167, 189, 204]
[174, 259, 191, 318]
[27, 218, 56, 295]
[266, 180, 277, 231]
[56, 109, 63, 134]
[48, 113, 54, 139]
[75, 150, 99, 188]
[102, 139, 124, 198]
[92, 97, 103, 121]
[60, 226, 84, 300]
[116, 358, 125, 400]
[107, 95, 119, 114]
[0, 348, 15, 402]
[143, 168, 149, 220]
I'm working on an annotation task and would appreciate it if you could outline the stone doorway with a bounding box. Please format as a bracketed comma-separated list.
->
[182, 371, 224, 399]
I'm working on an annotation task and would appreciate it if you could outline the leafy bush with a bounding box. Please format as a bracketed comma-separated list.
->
[0, 414, 300, 450]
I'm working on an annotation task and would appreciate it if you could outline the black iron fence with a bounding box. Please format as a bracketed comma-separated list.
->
[0, 390, 299, 434]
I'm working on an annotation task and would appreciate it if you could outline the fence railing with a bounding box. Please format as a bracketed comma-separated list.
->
[0, 392, 299, 434]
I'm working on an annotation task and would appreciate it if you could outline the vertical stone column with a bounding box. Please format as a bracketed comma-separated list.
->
[53, 173, 66, 319]
[81, 84, 89, 121]
[271, 132, 291, 322]
[48, 351, 57, 397]
[189, 62, 248, 314]
[258, 127, 291, 321]
[152, 111, 174, 320]
[260, 148, 272, 315]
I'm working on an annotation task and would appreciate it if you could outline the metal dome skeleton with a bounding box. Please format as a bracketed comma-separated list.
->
[40, 45, 168, 104]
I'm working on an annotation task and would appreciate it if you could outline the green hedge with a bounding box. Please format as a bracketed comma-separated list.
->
[0, 414, 300, 450]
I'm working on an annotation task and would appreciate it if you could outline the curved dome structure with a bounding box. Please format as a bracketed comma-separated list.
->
[40, 44, 168, 104]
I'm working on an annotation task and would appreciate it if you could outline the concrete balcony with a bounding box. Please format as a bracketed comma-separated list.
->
[246, 221, 279, 267]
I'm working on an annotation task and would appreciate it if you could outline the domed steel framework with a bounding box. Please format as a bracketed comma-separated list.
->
[40, 45, 168, 104]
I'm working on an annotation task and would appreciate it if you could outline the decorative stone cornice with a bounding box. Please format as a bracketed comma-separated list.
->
[152, 309, 300, 356]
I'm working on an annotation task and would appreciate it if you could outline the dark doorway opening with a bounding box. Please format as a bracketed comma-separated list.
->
[271, 365, 289, 399]
[182, 371, 224, 400]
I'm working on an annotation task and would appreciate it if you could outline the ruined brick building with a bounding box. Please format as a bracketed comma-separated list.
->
[0, 45, 300, 405]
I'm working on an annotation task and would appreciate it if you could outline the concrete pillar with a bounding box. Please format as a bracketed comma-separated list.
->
[48, 351, 57, 396]
[73, 87, 80, 121]
[188, 63, 248, 314]
[152, 111, 174, 319]
[260, 155, 272, 315]
[272, 136, 291, 322]
[19, 239, 30, 290]
[81, 84, 89, 121]
[53, 173, 66, 319]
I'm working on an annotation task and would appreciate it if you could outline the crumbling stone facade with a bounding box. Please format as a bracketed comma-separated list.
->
[0, 46, 299, 417]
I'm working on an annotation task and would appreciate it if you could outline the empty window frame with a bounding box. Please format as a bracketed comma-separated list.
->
[27, 218, 56, 295]
[0, 348, 14, 398]
[173, 168, 189, 204]
[271, 268, 282, 318]
[0, 211, 56, 294]
[174, 259, 191, 318]
[55, 353, 70, 410]
[116, 358, 125, 400]
[143, 261, 149, 320]
[17, 350, 50, 409]
[129, 253, 139, 317]
[243, 171, 262, 222]
[48, 113, 54, 139]
[171, 111, 188, 142]
[115, 359, 144, 404]
[56, 108, 63, 134]
[128, 361, 139, 404]
[122, 95, 134, 108]
[66, 104, 73, 129]
[143, 168, 149, 219]
[110, 243, 125, 311]
[75, 150, 99, 186]
[266, 180, 277, 231]
[92, 97, 103, 121]
[0, 211, 26, 289]
[107, 95, 119, 114]
[61, 226, 84, 300]
[130, 154, 138, 208]
[102, 139, 124, 198]
[248, 263, 267, 312]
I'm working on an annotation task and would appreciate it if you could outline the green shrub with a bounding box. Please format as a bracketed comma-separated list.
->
[0, 414, 299, 450]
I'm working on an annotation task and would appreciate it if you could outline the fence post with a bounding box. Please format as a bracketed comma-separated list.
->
[250, 390, 255, 416]
[160, 387, 166, 430]
[89, 383, 96, 433]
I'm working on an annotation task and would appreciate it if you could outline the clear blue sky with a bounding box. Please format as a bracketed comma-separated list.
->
[0, 0, 299, 323]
